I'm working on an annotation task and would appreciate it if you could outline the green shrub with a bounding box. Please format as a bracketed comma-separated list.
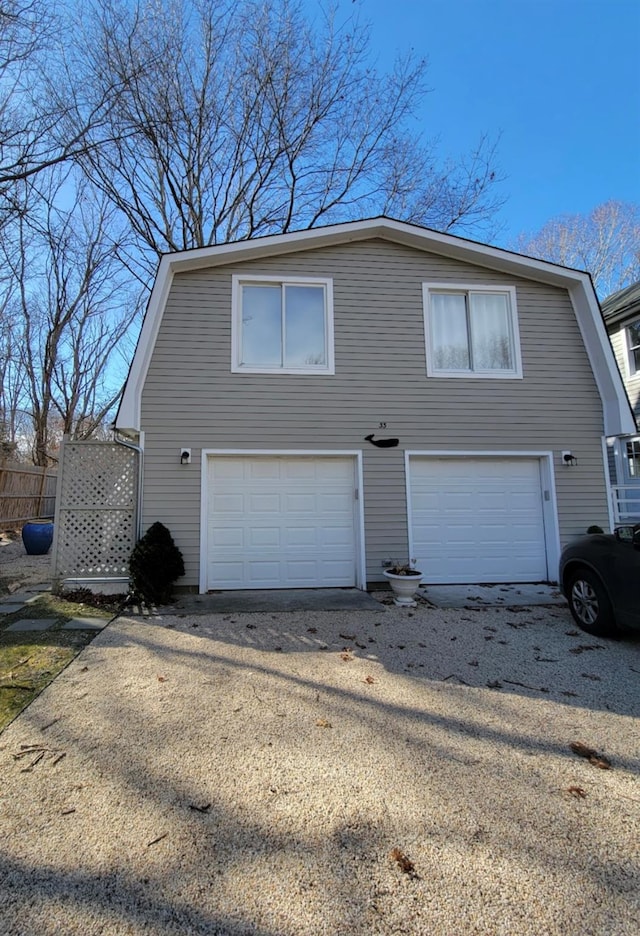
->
[586, 525, 604, 534]
[129, 522, 185, 604]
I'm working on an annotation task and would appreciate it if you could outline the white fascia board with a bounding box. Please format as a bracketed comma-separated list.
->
[567, 279, 636, 437]
[115, 216, 635, 433]
[128, 217, 589, 285]
[116, 255, 174, 430]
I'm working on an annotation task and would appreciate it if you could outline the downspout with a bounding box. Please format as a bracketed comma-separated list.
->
[114, 429, 144, 541]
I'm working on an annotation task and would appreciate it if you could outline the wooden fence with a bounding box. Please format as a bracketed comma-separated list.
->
[0, 461, 57, 530]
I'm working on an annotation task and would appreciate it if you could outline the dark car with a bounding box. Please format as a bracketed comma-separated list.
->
[559, 524, 640, 637]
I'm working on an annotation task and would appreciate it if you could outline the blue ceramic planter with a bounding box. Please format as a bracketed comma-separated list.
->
[22, 522, 54, 556]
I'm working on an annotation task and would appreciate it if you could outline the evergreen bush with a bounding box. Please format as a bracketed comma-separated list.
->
[129, 522, 185, 604]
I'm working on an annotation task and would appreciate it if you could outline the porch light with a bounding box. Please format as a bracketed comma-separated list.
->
[562, 451, 577, 466]
[180, 448, 191, 465]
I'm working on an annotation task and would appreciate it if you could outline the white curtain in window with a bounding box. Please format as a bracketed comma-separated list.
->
[469, 292, 512, 370]
[431, 293, 469, 369]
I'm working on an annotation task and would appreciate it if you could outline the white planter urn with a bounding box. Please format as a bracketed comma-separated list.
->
[383, 569, 423, 607]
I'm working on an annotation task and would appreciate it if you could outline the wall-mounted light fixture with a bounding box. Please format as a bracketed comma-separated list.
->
[180, 448, 191, 465]
[561, 451, 577, 467]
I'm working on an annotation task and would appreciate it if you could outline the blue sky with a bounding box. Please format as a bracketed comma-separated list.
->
[337, 0, 639, 246]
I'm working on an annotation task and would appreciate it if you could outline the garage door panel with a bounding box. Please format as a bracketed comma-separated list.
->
[410, 457, 547, 584]
[249, 493, 281, 513]
[209, 526, 244, 548]
[214, 458, 243, 479]
[285, 493, 315, 512]
[479, 493, 511, 510]
[248, 560, 281, 586]
[207, 456, 357, 589]
[320, 526, 354, 548]
[249, 527, 281, 548]
[286, 560, 318, 581]
[209, 560, 245, 587]
[283, 526, 316, 548]
[412, 493, 441, 511]
[212, 493, 244, 514]
[477, 528, 511, 545]
[250, 460, 281, 480]
[319, 491, 353, 509]
[442, 495, 476, 512]
[442, 525, 476, 543]
[319, 560, 354, 583]
[282, 460, 314, 480]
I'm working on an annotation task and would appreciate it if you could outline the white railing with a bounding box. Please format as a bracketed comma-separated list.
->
[611, 485, 640, 524]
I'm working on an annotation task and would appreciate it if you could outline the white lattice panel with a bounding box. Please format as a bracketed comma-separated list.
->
[53, 440, 138, 581]
[55, 510, 136, 576]
[60, 443, 137, 508]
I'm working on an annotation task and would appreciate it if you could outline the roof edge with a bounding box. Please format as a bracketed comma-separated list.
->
[150, 216, 593, 289]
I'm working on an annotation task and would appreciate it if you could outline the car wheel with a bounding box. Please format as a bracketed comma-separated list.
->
[567, 567, 617, 638]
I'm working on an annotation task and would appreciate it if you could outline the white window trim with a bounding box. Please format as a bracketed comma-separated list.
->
[625, 318, 640, 377]
[231, 274, 335, 375]
[422, 283, 523, 379]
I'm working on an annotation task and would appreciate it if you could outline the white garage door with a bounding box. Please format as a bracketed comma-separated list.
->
[207, 456, 357, 589]
[409, 457, 548, 583]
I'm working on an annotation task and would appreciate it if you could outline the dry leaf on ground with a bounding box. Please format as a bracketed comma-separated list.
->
[390, 847, 419, 878]
[570, 741, 612, 769]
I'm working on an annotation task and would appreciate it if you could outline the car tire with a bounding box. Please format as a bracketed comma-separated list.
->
[566, 566, 617, 638]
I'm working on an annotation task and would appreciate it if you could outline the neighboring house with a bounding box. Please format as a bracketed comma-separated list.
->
[113, 217, 634, 591]
[601, 281, 640, 521]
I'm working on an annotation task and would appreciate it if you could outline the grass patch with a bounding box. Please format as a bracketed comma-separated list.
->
[0, 592, 115, 733]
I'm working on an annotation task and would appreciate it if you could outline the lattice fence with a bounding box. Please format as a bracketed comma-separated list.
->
[52, 439, 138, 584]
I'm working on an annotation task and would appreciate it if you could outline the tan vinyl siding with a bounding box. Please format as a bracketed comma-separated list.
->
[140, 238, 610, 587]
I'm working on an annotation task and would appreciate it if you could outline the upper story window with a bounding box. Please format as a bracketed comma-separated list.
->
[626, 319, 640, 376]
[423, 283, 522, 379]
[232, 275, 334, 374]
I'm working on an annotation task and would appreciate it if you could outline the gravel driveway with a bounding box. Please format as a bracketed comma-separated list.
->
[1, 599, 639, 935]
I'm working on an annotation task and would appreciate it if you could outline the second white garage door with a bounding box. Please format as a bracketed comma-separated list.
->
[408, 457, 548, 583]
[206, 455, 358, 589]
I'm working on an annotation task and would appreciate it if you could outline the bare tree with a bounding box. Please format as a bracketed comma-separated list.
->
[66, 0, 503, 282]
[515, 201, 640, 299]
[0, 0, 504, 465]
[0, 290, 25, 453]
[0, 171, 141, 465]
[0, 0, 137, 230]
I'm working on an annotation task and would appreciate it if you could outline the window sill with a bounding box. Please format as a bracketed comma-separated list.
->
[232, 365, 335, 376]
[426, 369, 523, 379]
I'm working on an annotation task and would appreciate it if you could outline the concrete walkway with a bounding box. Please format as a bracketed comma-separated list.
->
[155, 587, 385, 615]
[420, 582, 565, 609]
[2, 578, 566, 619]
[145, 583, 566, 616]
